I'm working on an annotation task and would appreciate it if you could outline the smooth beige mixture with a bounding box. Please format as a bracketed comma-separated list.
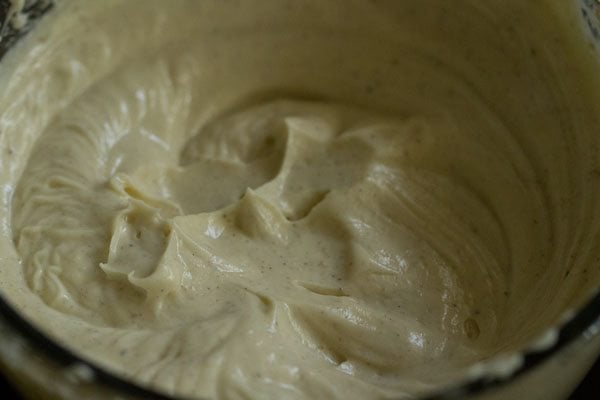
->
[0, 0, 599, 399]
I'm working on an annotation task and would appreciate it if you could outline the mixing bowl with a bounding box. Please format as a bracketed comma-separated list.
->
[0, 1, 598, 399]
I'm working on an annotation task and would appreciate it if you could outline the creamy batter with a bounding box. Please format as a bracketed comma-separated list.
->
[0, 0, 599, 399]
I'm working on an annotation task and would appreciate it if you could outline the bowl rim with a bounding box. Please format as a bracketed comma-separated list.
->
[0, 0, 599, 399]
[0, 290, 599, 400]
